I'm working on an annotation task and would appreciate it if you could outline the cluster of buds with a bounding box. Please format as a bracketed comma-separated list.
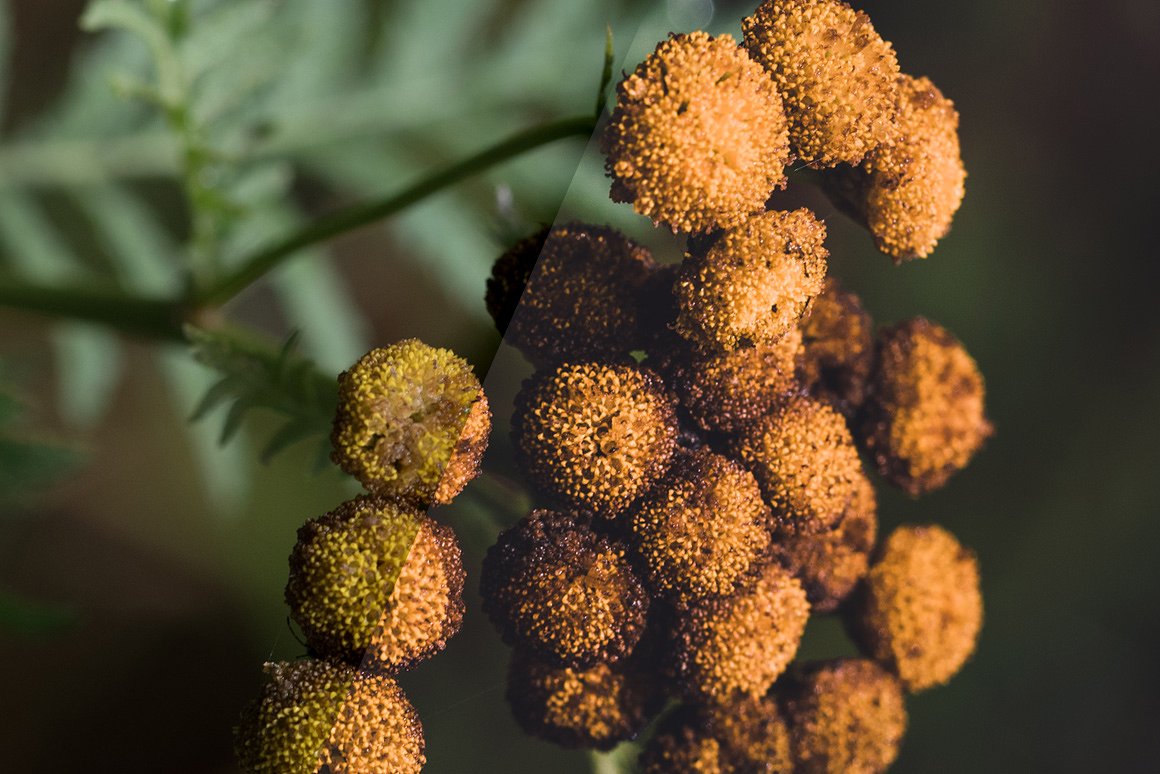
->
[482, 1, 987, 770]
[233, 340, 491, 773]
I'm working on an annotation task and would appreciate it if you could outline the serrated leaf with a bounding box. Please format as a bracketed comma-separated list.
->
[188, 375, 242, 422]
[259, 419, 314, 464]
[81, 0, 183, 107]
[218, 396, 255, 446]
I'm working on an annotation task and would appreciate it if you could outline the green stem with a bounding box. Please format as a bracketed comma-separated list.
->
[196, 114, 597, 307]
[0, 276, 186, 341]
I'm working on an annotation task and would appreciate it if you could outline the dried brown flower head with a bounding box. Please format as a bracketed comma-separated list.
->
[860, 317, 991, 495]
[603, 31, 791, 233]
[628, 449, 773, 601]
[512, 362, 679, 517]
[734, 392, 866, 536]
[665, 326, 802, 433]
[233, 659, 425, 774]
[675, 208, 828, 352]
[848, 524, 983, 692]
[486, 223, 658, 364]
[667, 562, 809, 704]
[285, 496, 465, 673]
[865, 75, 966, 260]
[743, 0, 901, 166]
[505, 648, 661, 750]
[781, 659, 907, 774]
[774, 473, 877, 613]
[480, 509, 649, 668]
[640, 696, 794, 773]
[798, 277, 875, 415]
[331, 340, 488, 505]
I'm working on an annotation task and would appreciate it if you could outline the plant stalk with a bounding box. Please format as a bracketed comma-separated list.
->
[0, 277, 186, 341]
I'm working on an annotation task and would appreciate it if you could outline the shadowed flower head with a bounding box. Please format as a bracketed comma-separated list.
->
[505, 647, 662, 750]
[781, 659, 907, 774]
[743, 0, 901, 166]
[641, 694, 794, 773]
[485, 223, 658, 364]
[797, 277, 875, 415]
[480, 509, 650, 668]
[285, 496, 465, 673]
[603, 31, 791, 233]
[847, 524, 983, 692]
[233, 659, 425, 774]
[512, 361, 679, 517]
[331, 340, 489, 505]
[675, 208, 828, 352]
[667, 562, 810, 704]
[860, 317, 991, 495]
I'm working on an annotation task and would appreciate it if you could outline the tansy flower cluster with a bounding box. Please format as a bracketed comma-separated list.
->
[234, 340, 490, 773]
[483, 1, 987, 770]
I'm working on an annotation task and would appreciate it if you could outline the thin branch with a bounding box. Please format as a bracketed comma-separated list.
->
[0, 276, 186, 341]
[195, 114, 597, 307]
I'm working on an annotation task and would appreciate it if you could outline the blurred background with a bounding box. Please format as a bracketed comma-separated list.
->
[0, 0, 1156, 772]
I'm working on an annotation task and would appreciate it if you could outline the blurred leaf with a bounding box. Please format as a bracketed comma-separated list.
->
[0, 585, 76, 636]
[0, 390, 80, 506]
[185, 326, 337, 468]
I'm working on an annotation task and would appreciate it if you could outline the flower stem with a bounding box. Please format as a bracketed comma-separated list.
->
[195, 114, 598, 307]
[0, 276, 186, 341]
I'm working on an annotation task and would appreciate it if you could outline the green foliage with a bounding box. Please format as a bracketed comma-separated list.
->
[185, 326, 337, 469]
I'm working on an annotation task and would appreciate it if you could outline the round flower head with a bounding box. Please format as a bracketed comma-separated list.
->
[331, 340, 488, 505]
[864, 75, 966, 260]
[505, 648, 661, 750]
[602, 31, 791, 233]
[512, 362, 679, 517]
[675, 208, 828, 352]
[640, 695, 794, 774]
[667, 562, 810, 704]
[743, 0, 901, 166]
[664, 326, 802, 434]
[848, 524, 982, 692]
[628, 449, 773, 601]
[480, 509, 649, 668]
[734, 392, 866, 536]
[433, 391, 491, 505]
[781, 659, 907, 774]
[486, 223, 658, 364]
[485, 226, 548, 336]
[233, 659, 424, 774]
[285, 496, 465, 673]
[798, 277, 875, 416]
[860, 318, 991, 495]
[773, 474, 877, 613]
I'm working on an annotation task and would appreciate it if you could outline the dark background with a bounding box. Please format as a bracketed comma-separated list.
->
[1, 1, 1157, 772]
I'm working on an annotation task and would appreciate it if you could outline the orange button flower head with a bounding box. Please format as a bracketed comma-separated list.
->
[675, 208, 828, 352]
[512, 362, 679, 517]
[480, 509, 649, 668]
[848, 524, 983, 692]
[602, 31, 791, 233]
[798, 277, 875, 416]
[865, 75, 966, 260]
[505, 647, 661, 750]
[774, 473, 877, 613]
[485, 226, 549, 338]
[781, 659, 907, 774]
[331, 340, 489, 505]
[285, 496, 465, 673]
[667, 562, 809, 704]
[733, 392, 866, 536]
[860, 318, 991, 495]
[233, 659, 425, 774]
[640, 695, 794, 773]
[665, 325, 802, 433]
[743, 0, 901, 167]
[628, 449, 773, 601]
[486, 223, 658, 365]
